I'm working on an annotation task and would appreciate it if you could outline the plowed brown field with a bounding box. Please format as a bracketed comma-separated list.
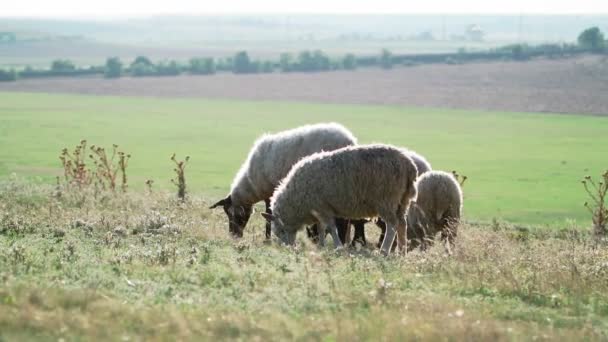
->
[1, 55, 607, 115]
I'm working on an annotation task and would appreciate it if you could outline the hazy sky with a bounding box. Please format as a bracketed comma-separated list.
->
[3, 0, 607, 17]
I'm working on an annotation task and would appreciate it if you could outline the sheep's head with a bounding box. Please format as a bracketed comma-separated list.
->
[261, 212, 296, 245]
[209, 195, 252, 238]
[406, 203, 430, 251]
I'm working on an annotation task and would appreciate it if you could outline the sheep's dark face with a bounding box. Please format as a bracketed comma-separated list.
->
[209, 196, 252, 238]
[270, 219, 296, 245]
[227, 205, 253, 238]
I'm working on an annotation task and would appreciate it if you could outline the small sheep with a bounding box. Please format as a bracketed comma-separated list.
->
[262, 144, 418, 255]
[210, 123, 357, 238]
[351, 149, 432, 246]
[406, 170, 463, 252]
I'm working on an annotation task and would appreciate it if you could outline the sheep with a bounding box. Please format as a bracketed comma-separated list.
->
[262, 144, 418, 255]
[209, 123, 357, 239]
[406, 170, 463, 252]
[350, 149, 432, 246]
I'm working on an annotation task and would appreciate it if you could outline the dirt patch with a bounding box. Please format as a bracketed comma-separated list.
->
[1, 55, 607, 115]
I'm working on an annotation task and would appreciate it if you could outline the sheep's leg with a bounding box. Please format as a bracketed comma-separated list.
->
[335, 218, 350, 245]
[317, 223, 326, 247]
[376, 219, 387, 248]
[395, 206, 408, 254]
[264, 199, 272, 240]
[351, 219, 367, 246]
[396, 219, 407, 254]
[327, 221, 344, 249]
[380, 219, 398, 256]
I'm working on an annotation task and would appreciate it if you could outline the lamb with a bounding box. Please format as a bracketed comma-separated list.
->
[350, 149, 432, 246]
[406, 170, 463, 252]
[262, 144, 418, 255]
[209, 123, 357, 238]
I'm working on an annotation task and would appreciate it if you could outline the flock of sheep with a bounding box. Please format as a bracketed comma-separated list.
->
[210, 123, 463, 255]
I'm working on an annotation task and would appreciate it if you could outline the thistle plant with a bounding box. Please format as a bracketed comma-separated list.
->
[59, 140, 93, 189]
[89, 144, 130, 192]
[452, 170, 468, 187]
[145, 179, 154, 194]
[582, 170, 608, 237]
[171, 154, 189, 201]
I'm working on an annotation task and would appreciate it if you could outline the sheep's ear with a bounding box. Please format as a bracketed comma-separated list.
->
[261, 212, 275, 222]
[209, 195, 231, 209]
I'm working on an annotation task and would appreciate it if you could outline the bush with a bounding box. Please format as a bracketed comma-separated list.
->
[155, 60, 181, 76]
[578, 27, 606, 52]
[280, 53, 293, 72]
[260, 61, 274, 73]
[189, 57, 215, 75]
[104, 57, 123, 78]
[342, 54, 357, 70]
[0, 69, 17, 82]
[233, 51, 253, 74]
[380, 49, 393, 69]
[51, 59, 76, 73]
[295, 50, 331, 72]
[132, 56, 153, 67]
[131, 62, 157, 77]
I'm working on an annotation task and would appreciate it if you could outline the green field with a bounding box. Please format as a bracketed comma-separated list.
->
[1, 92, 607, 227]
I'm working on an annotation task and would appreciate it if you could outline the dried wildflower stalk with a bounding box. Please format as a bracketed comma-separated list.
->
[452, 170, 468, 187]
[145, 179, 154, 194]
[582, 170, 608, 237]
[59, 140, 93, 189]
[171, 154, 189, 201]
[89, 144, 130, 192]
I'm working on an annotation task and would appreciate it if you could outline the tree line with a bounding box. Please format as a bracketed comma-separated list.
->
[1, 26, 606, 82]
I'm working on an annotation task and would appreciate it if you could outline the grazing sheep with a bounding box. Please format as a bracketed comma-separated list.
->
[210, 123, 357, 238]
[408, 150, 432, 176]
[406, 170, 463, 252]
[350, 149, 432, 246]
[262, 144, 418, 255]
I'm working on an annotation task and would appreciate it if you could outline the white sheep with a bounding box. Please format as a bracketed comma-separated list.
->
[352, 148, 432, 246]
[210, 123, 357, 238]
[407, 170, 463, 252]
[407, 150, 432, 176]
[262, 144, 418, 255]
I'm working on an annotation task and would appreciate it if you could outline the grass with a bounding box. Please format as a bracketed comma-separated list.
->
[1, 92, 607, 226]
[1, 181, 607, 340]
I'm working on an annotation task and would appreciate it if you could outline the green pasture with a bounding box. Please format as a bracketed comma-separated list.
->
[0, 92, 606, 226]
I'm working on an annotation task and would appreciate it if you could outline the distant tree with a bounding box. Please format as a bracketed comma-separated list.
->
[0, 32, 17, 43]
[0, 69, 17, 82]
[132, 56, 153, 67]
[297, 50, 314, 71]
[155, 60, 181, 76]
[342, 53, 357, 70]
[578, 27, 606, 52]
[380, 49, 393, 69]
[295, 50, 330, 72]
[280, 53, 293, 72]
[51, 59, 76, 73]
[233, 51, 252, 74]
[261, 61, 274, 73]
[189, 57, 216, 75]
[131, 62, 157, 77]
[312, 50, 330, 71]
[217, 57, 233, 72]
[104, 57, 123, 78]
